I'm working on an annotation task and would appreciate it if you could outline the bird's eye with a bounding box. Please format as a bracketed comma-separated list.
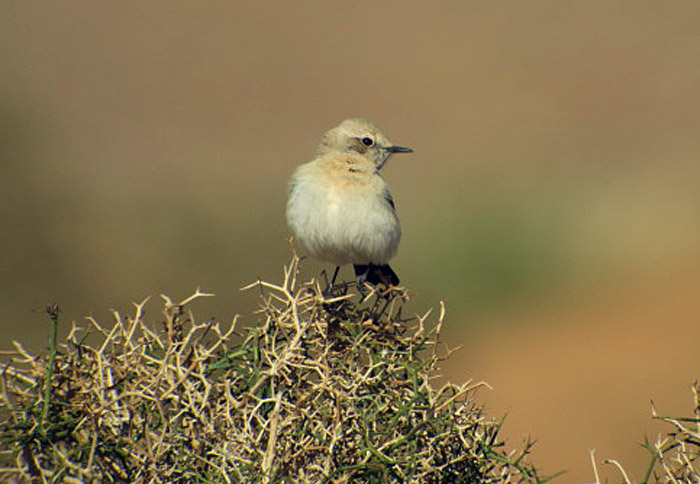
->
[361, 137, 374, 146]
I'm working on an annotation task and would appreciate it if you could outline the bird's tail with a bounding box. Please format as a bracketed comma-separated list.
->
[354, 264, 400, 287]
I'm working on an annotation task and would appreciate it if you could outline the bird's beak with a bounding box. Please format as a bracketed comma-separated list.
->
[384, 145, 413, 153]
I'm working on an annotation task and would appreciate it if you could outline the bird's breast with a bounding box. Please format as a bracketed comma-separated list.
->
[286, 160, 400, 265]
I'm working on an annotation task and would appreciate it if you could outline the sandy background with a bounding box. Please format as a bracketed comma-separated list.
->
[2, 2, 700, 481]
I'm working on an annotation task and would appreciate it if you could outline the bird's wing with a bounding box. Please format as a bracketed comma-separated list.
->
[383, 189, 396, 210]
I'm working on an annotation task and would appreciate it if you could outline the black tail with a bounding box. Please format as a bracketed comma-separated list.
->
[353, 264, 400, 287]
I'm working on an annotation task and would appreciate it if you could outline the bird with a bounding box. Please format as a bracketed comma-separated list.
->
[286, 118, 412, 292]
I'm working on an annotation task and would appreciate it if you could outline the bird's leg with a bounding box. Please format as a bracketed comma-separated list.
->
[353, 264, 370, 297]
[330, 266, 340, 287]
[323, 265, 341, 297]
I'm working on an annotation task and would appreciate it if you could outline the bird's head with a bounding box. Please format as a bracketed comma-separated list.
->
[317, 118, 413, 169]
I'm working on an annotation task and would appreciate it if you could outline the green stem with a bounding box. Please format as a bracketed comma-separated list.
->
[40, 303, 60, 428]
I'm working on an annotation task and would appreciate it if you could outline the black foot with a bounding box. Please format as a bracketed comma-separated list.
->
[321, 266, 342, 298]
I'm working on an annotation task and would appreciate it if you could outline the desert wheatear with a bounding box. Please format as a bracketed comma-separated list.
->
[286, 118, 412, 290]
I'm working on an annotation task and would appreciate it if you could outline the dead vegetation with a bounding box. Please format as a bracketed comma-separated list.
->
[0, 256, 546, 483]
[3, 256, 697, 483]
[589, 383, 700, 484]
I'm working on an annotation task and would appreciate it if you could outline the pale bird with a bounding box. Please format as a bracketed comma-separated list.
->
[286, 118, 412, 290]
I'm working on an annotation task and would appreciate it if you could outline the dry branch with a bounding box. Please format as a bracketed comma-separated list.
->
[1, 256, 542, 483]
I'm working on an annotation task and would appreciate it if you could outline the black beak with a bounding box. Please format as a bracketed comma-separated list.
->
[384, 145, 413, 153]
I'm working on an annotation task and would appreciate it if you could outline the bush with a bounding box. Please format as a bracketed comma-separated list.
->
[0, 256, 543, 483]
[589, 383, 700, 484]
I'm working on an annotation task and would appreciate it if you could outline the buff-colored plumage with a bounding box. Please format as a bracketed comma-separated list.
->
[286, 118, 412, 286]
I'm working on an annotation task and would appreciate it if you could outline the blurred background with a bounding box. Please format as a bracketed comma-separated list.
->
[2, 1, 700, 481]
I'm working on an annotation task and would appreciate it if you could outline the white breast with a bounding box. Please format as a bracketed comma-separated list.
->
[286, 161, 401, 266]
